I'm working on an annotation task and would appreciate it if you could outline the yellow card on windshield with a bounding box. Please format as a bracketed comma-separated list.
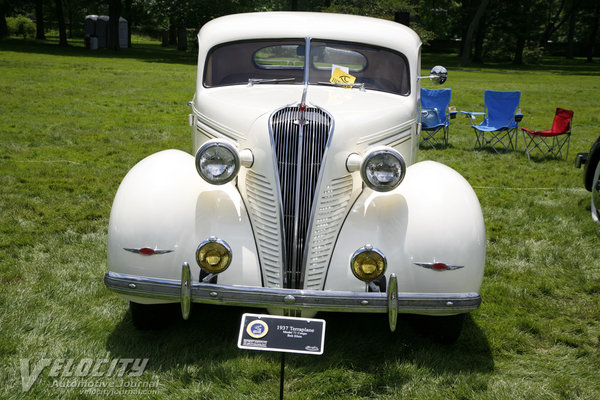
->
[330, 67, 356, 88]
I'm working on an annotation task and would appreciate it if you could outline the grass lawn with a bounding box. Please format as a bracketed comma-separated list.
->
[1, 35, 599, 399]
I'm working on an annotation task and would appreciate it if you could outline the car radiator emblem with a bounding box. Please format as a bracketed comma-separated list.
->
[123, 247, 174, 256]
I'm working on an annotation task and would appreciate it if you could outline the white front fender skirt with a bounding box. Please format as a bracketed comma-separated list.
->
[325, 160, 485, 294]
[107, 150, 261, 298]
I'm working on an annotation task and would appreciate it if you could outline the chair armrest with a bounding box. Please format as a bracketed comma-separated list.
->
[460, 111, 485, 119]
[515, 113, 524, 123]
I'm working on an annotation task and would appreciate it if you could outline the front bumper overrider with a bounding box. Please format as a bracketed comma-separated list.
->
[104, 263, 481, 332]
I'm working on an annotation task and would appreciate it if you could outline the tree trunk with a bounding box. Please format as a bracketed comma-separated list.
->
[108, 0, 121, 51]
[56, 0, 68, 46]
[586, 1, 599, 62]
[566, 6, 577, 58]
[473, 15, 486, 63]
[35, 0, 45, 40]
[66, 0, 73, 38]
[124, 0, 132, 47]
[458, 0, 473, 58]
[513, 36, 525, 65]
[0, 10, 6, 39]
[460, 0, 490, 67]
[169, 23, 177, 45]
[177, 28, 187, 51]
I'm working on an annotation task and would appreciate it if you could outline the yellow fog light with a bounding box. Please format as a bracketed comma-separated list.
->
[196, 237, 232, 274]
[350, 244, 387, 282]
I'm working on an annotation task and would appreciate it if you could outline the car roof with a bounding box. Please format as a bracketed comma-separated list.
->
[197, 12, 421, 58]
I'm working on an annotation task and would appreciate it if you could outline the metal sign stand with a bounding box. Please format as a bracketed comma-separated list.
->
[279, 352, 285, 400]
[237, 313, 326, 400]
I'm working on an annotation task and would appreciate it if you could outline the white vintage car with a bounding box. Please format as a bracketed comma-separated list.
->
[104, 12, 485, 342]
[577, 136, 600, 224]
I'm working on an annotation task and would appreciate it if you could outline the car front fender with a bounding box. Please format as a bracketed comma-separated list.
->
[107, 149, 262, 293]
[325, 160, 485, 294]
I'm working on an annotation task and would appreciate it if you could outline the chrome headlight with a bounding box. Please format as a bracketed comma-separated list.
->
[351, 244, 387, 282]
[196, 237, 232, 274]
[195, 139, 240, 185]
[360, 147, 406, 192]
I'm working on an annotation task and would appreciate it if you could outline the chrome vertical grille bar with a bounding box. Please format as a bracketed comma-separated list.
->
[271, 106, 332, 289]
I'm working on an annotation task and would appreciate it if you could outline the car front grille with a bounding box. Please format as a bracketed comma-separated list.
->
[244, 170, 283, 287]
[271, 106, 332, 289]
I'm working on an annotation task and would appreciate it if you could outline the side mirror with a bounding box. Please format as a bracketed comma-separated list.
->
[418, 65, 447, 85]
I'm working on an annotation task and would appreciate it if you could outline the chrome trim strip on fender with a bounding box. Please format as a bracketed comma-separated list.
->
[105, 271, 481, 316]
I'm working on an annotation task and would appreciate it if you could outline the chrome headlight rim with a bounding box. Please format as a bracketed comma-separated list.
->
[195, 139, 240, 185]
[360, 147, 406, 192]
[195, 237, 232, 274]
[350, 244, 387, 282]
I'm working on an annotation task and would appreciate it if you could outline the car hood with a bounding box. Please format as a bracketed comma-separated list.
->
[193, 85, 416, 143]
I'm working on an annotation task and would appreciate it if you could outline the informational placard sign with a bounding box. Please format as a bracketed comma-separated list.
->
[238, 313, 326, 355]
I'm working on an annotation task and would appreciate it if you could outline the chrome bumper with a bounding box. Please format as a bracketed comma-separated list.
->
[104, 264, 481, 332]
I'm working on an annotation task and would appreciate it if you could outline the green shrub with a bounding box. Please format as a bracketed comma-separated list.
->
[522, 44, 544, 64]
[6, 15, 36, 38]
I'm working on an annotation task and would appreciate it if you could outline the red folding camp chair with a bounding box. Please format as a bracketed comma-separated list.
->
[521, 108, 574, 160]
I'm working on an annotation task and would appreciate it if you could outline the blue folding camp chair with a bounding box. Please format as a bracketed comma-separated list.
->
[420, 88, 454, 149]
[461, 90, 523, 153]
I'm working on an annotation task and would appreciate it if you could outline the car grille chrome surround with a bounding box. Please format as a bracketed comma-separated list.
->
[270, 106, 333, 289]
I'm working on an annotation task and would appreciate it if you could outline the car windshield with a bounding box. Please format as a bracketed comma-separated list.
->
[203, 39, 410, 95]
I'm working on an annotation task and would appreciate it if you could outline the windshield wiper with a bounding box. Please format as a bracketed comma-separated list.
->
[317, 81, 366, 92]
[248, 78, 296, 87]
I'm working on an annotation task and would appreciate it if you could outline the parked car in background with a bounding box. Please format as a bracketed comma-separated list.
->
[104, 12, 486, 343]
[576, 136, 600, 224]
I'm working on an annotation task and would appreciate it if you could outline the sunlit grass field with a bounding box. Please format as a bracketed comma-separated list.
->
[1, 36, 599, 399]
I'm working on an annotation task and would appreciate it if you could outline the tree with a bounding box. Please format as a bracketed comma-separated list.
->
[511, 1, 539, 65]
[460, 0, 489, 66]
[123, 0, 131, 47]
[417, 0, 460, 40]
[566, 1, 578, 58]
[586, 0, 599, 62]
[0, 0, 14, 38]
[56, 0, 67, 45]
[324, 0, 415, 20]
[35, 0, 45, 39]
[108, 0, 120, 50]
[324, 0, 435, 43]
[538, 0, 569, 48]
